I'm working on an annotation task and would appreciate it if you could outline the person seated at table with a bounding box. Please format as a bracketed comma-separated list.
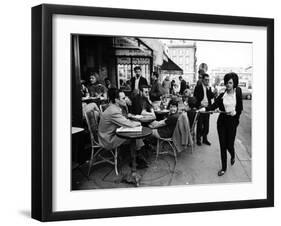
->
[98, 88, 143, 151]
[130, 85, 156, 121]
[81, 80, 89, 99]
[181, 88, 192, 106]
[121, 95, 132, 117]
[87, 73, 107, 100]
[150, 99, 180, 138]
[104, 77, 112, 89]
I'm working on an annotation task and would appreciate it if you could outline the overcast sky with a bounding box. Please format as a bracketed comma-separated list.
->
[195, 41, 253, 70]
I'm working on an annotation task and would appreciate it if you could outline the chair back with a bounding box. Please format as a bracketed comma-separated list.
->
[83, 104, 100, 146]
[190, 111, 199, 133]
[100, 103, 109, 112]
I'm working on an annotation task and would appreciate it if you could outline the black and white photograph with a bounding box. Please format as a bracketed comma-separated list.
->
[71, 35, 252, 189]
[30, 3, 273, 221]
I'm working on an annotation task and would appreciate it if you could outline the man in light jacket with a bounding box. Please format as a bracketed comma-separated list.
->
[98, 88, 142, 150]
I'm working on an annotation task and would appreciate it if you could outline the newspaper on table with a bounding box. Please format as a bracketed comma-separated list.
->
[116, 126, 142, 133]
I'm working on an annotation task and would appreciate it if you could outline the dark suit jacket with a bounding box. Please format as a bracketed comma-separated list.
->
[206, 87, 243, 123]
[179, 80, 187, 94]
[193, 84, 215, 108]
[130, 76, 148, 91]
[150, 79, 162, 101]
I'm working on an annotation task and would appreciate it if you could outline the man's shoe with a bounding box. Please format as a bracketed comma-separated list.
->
[231, 157, 235, 165]
[218, 169, 226, 176]
[203, 139, 211, 145]
[196, 140, 202, 146]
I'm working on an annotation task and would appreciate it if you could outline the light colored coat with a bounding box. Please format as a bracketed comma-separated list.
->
[172, 112, 193, 153]
[98, 104, 140, 150]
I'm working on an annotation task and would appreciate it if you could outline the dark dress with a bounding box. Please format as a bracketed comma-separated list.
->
[157, 113, 179, 138]
[150, 79, 162, 102]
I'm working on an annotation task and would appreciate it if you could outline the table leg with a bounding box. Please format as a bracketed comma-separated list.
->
[130, 139, 141, 186]
[130, 139, 137, 173]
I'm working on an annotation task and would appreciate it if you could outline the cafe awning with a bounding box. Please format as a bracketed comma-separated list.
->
[160, 57, 183, 75]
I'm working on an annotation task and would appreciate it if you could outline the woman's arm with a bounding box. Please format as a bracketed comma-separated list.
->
[149, 119, 166, 129]
[205, 93, 224, 111]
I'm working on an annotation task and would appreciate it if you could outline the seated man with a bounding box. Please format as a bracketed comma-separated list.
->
[150, 99, 180, 138]
[98, 88, 142, 150]
[130, 85, 156, 121]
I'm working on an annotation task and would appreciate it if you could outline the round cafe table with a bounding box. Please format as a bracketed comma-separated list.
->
[116, 127, 152, 186]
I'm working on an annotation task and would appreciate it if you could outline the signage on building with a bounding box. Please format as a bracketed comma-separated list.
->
[117, 57, 131, 65]
[132, 58, 150, 65]
[116, 49, 152, 57]
[117, 57, 150, 65]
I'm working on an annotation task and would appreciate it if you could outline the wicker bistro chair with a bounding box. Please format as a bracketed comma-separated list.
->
[188, 111, 200, 153]
[83, 107, 119, 177]
[156, 135, 178, 163]
[155, 116, 181, 164]
[155, 111, 199, 161]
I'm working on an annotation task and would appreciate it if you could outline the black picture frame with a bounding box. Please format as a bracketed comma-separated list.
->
[32, 4, 274, 222]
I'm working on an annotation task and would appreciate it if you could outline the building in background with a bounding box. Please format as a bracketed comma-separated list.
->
[163, 40, 197, 84]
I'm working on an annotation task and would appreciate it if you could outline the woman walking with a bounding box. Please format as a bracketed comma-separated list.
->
[199, 73, 243, 176]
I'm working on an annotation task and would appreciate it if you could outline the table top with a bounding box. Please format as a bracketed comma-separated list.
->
[72, 127, 84, 134]
[82, 97, 101, 104]
[116, 127, 152, 139]
[154, 109, 170, 114]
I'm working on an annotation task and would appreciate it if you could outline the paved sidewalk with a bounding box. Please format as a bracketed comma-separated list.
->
[72, 114, 251, 190]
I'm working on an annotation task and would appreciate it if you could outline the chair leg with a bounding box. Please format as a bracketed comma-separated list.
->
[114, 148, 118, 175]
[87, 147, 95, 177]
[156, 139, 160, 161]
[168, 142, 177, 164]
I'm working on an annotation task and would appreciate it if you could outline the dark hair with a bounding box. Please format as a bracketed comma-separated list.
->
[224, 72, 239, 88]
[152, 71, 159, 79]
[167, 99, 179, 109]
[134, 66, 141, 71]
[140, 84, 150, 92]
[179, 75, 183, 80]
[104, 77, 110, 82]
[108, 88, 123, 103]
[188, 96, 197, 109]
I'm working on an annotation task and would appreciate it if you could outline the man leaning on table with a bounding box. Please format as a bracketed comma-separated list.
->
[98, 88, 143, 150]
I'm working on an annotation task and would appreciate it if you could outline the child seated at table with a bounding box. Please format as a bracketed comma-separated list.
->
[150, 99, 180, 138]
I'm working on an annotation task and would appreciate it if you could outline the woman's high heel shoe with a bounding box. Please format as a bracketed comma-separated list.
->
[218, 170, 226, 176]
[231, 157, 235, 166]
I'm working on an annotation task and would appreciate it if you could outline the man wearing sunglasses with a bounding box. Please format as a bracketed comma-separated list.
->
[130, 85, 156, 121]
